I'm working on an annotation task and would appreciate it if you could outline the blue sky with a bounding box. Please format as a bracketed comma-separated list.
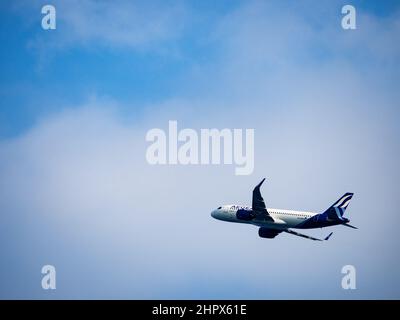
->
[0, 0, 399, 299]
[1, 0, 398, 137]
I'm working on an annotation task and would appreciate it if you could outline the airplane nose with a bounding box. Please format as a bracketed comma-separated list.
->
[211, 209, 222, 219]
[211, 208, 225, 220]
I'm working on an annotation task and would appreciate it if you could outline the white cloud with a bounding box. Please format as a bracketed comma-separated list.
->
[1, 82, 399, 298]
[1, 0, 400, 298]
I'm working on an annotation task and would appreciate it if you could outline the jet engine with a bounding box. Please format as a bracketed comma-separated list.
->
[258, 227, 280, 238]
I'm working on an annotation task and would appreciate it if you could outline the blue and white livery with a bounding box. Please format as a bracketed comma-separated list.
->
[211, 178, 356, 241]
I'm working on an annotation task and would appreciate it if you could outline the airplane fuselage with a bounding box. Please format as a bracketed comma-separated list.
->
[211, 205, 317, 230]
[211, 205, 349, 230]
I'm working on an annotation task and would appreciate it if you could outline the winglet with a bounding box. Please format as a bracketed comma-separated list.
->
[324, 232, 333, 241]
[343, 223, 358, 229]
[256, 178, 266, 189]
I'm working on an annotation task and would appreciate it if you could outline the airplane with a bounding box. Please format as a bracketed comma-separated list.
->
[211, 178, 356, 241]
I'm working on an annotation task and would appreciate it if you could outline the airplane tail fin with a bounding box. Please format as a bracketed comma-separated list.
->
[323, 193, 354, 221]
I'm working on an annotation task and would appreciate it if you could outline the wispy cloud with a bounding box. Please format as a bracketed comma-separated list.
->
[21, 0, 189, 55]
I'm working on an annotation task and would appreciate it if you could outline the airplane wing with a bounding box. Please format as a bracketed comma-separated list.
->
[284, 229, 333, 241]
[252, 178, 274, 222]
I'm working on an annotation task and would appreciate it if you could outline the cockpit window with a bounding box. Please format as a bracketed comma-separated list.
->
[217, 207, 222, 209]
